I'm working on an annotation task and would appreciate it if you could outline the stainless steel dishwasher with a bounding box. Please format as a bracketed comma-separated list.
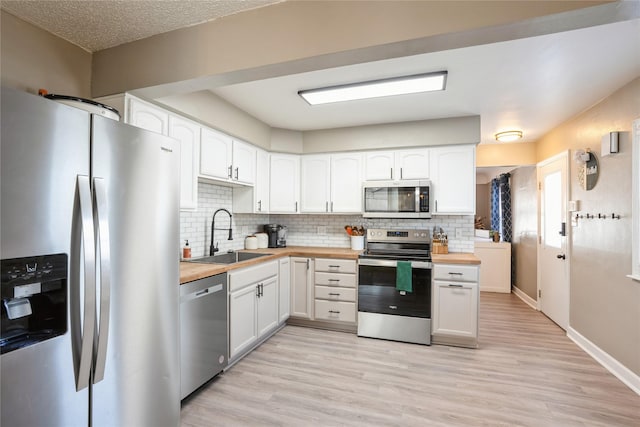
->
[180, 273, 227, 399]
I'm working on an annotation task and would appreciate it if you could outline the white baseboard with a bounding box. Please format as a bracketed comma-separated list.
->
[567, 326, 640, 396]
[512, 285, 537, 310]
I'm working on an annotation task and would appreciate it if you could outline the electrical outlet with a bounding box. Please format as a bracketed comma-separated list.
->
[455, 228, 463, 239]
[317, 226, 327, 234]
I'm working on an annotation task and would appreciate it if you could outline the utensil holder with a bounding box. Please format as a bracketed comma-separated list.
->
[432, 241, 448, 254]
[350, 235, 364, 250]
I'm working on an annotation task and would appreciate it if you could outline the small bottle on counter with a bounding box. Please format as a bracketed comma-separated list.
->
[182, 240, 191, 259]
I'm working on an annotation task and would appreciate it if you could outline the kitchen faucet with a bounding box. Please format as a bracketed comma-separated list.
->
[210, 208, 233, 255]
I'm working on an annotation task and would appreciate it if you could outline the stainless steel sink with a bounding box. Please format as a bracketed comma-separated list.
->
[185, 252, 268, 264]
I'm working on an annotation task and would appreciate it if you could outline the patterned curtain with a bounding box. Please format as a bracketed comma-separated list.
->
[490, 178, 500, 232]
[499, 173, 512, 242]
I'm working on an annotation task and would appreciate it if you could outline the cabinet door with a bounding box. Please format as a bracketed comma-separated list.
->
[127, 97, 168, 135]
[168, 116, 199, 210]
[331, 153, 363, 213]
[229, 285, 258, 360]
[301, 155, 331, 213]
[278, 258, 291, 323]
[257, 276, 279, 337]
[364, 151, 395, 180]
[255, 148, 270, 213]
[430, 145, 476, 214]
[396, 148, 430, 180]
[232, 140, 256, 185]
[290, 257, 313, 319]
[200, 128, 233, 180]
[270, 154, 300, 213]
[432, 280, 478, 339]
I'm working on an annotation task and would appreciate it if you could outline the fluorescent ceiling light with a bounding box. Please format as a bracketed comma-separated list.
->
[495, 130, 523, 142]
[298, 71, 447, 105]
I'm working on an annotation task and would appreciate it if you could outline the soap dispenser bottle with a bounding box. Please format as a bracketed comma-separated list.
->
[182, 240, 191, 259]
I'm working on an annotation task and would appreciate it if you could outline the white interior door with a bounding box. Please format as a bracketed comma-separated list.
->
[537, 152, 570, 329]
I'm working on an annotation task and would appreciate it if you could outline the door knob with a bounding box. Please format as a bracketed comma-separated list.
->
[556, 254, 566, 260]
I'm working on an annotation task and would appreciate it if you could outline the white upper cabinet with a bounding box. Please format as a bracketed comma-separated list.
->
[301, 155, 331, 213]
[168, 115, 199, 211]
[200, 128, 233, 181]
[231, 139, 256, 185]
[270, 153, 300, 213]
[330, 153, 363, 213]
[396, 148, 430, 180]
[364, 151, 395, 180]
[430, 144, 476, 214]
[365, 148, 429, 181]
[127, 97, 168, 135]
[200, 129, 255, 186]
[233, 147, 269, 214]
[300, 153, 362, 213]
[255, 148, 270, 213]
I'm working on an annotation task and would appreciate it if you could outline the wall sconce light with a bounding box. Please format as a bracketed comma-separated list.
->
[495, 130, 523, 142]
[601, 132, 619, 156]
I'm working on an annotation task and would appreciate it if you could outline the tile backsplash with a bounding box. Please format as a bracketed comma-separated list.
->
[180, 181, 474, 258]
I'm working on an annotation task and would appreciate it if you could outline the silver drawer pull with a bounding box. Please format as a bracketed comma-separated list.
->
[328, 265, 340, 268]
[328, 310, 341, 314]
[328, 292, 341, 296]
[448, 272, 463, 275]
[328, 279, 340, 282]
[447, 284, 464, 288]
[389, 305, 397, 310]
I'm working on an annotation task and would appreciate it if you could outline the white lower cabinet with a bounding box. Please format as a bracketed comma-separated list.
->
[290, 257, 313, 319]
[432, 263, 479, 348]
[278, 257, 290, 324]
[313, 258, 357, 324]
[228, 261, 279, 361]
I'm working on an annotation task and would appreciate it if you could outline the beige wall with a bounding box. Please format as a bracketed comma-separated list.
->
[1, 11, 91, 97]
[91, 1, 609, 97]
[511, 166, 538, 300]
[476, 142, 537, 167]
[303, 116, 479, 153]
[157, 90, 271, 149]
[536, 77, 640, 375]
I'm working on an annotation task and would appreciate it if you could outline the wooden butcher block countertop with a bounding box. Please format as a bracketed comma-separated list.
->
[180, 246, 362, 284]
[431, 253, 481, 265]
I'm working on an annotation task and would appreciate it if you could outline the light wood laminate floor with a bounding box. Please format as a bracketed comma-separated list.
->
[181, 293, 640, 426]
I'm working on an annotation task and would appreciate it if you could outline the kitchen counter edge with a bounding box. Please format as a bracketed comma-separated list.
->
[180, 246, 362, 284]
[431, 252, 481, 265]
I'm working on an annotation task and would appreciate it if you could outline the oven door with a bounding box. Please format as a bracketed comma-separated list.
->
[358, 258, 432, 318]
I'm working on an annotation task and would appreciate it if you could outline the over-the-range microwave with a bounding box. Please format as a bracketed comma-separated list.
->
[363, 180, 431, 218]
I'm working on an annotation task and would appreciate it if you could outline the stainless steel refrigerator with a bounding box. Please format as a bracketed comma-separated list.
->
[1, 87, 181, 426]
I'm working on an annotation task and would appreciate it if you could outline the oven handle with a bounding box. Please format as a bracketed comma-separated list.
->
[358, 258, 432, 269]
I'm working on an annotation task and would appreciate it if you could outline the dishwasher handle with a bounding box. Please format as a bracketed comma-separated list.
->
[182, 283, 224, 303]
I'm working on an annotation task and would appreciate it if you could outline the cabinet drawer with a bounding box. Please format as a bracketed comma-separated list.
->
[315, 285, 356, 302]
[315, 272, 356, 288]
[315, 258, 357, 274]
[314, 300, 356, 322]
[433, 264, 478, 282]
[229, 260, 278, 292]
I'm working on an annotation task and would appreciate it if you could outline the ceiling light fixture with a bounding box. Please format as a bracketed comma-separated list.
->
[495, 130, 523, 142]
[298, 71, 448, 105]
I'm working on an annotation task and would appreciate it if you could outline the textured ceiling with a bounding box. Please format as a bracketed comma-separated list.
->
[0, 0, 282, 52]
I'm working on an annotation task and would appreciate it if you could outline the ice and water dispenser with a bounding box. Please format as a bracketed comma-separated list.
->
[1, 254, 68, 354]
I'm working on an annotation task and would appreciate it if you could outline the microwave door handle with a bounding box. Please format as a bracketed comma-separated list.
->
[92, 177, 111, 384]
[73, 175, 97, 392]
[415, 187, 420, 213]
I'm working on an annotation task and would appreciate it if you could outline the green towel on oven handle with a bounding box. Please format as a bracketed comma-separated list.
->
[396, 261, 413, 293]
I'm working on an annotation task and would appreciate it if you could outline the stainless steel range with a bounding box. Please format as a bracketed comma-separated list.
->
[357, 228, 432, 345]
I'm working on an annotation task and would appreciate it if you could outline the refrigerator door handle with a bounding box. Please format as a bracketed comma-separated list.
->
[74, 175, 97, 392]
[92, 177, 111, 384]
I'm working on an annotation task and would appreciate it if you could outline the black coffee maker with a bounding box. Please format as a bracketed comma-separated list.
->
[264, 224, 279, 248]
